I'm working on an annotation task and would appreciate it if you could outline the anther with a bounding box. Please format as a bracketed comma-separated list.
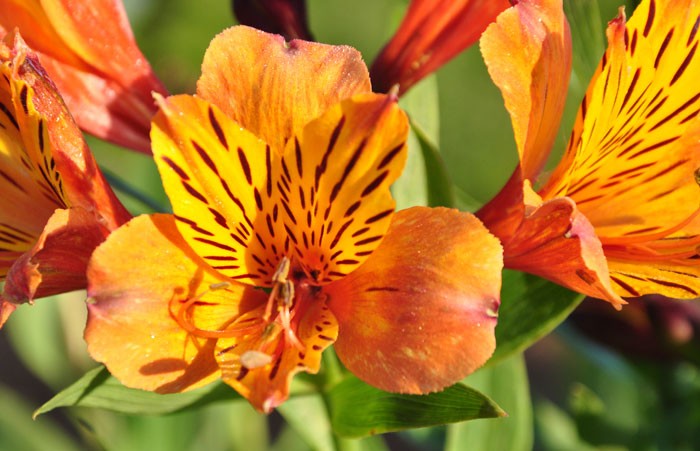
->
[240, 350, 273, 369]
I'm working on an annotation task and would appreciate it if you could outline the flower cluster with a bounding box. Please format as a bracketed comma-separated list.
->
[1, 0, 699, 414]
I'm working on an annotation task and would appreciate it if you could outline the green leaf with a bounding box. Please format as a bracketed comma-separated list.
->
[412, 123, 456, 208]
[0, 383, 81, 451]
[328, 376, 505, 438]
[392, 73, 456, 209]
[488, 270, 584, 366]
[445, 354, 533, 451]
[278, 394, 336, 451]
[6, 292, 89, 390]
[34, 366, 238, 418]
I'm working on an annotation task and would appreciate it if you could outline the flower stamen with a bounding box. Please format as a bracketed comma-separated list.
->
[171, 281, 263, 338]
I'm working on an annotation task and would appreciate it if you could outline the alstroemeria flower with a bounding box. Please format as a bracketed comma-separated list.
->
[0, 0, 168, 153]
[477, 0, 700, 308]
[369, 0, 512, 95]
[85, 26, 503, 412]
[0, 35, 131, 327]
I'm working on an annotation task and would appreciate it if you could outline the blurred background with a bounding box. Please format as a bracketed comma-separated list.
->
[5, 0, 700, 449]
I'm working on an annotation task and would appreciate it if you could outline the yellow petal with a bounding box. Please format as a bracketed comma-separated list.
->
[152, 93, 408, 286]
[540, 0, 700, 240]
[480, 0, 571, 180]
[326, 207, 502, 394]
[197, 25, 371, 151]
[86, 214, 268, 393]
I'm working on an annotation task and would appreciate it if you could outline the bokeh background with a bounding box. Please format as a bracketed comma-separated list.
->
[5, 0, 700, 449]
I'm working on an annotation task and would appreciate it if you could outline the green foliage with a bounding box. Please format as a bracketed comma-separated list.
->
[490, 271, 584, 366]
[446, 355, 533, 451]
[34, 367, 238, 418]
[328, 376, 505, 438]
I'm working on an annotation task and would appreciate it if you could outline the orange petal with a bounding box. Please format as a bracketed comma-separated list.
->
[504, 185, 625, 308]
[217, 297, 338, 413]
[480, 0, 571, 180]
[540, 0, 700, 240]
[152, 92, 407, 286]
[86, 214, 268, 393]
[1, 0, 162, 91]
[0, 1, 83, 68]
[197, 25, 371, 151]
[0, 300, 15, 328]
[3, 207, 110, 304]
[326, 207, 502, 394]
[370, 0, 510, 95]
[35, 53, 155, 153]
[5, 36, 131, 228]
[0, 2, 167, 152]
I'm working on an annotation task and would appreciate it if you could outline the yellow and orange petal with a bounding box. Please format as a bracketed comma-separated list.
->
[0, 35, 130, 314]
[370, 0, 511, 95]
[216, 292, 338, 413]
[479, 0, 571, 181]
[3, 36, 130, 228]
[196, 26, 371, 152]
[152, 92, 407, 286]
[86, 214, 269, 393]
[539, 0, 700, 298]
[326, 207, 502, 393]
[0, 0, 167, 152]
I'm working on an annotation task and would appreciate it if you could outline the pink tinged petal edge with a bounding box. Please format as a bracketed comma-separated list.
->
[2, 207, 110, 305]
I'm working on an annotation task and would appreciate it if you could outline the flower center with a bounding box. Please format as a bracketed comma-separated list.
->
[170, 257, 313, 369]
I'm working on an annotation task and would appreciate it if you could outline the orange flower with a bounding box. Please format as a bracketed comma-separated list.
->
[84, 26, 503, 412]
[369, 0, 512, 95]
[477, 0, 700, 308]
[0, 0, 168, 153]
[0, 35, 131, 327]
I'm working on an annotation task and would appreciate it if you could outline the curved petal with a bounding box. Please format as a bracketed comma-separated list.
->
[326, 207, 502, 394]
[85, 214, 268, 393]
[370, 0, 511, 95]
[197, 25, 371, 151]
[216, 296, 338, 413]
[540, 0, 700, 239]
[3, 206, 110, 304]
[480, 0, 571, 181]
[0, 2, 167, 153]
[152, 92, 407, 286]
[6, 37, 131, 228]
[504, 185, 625, 308]
[0, 300, 15, 328]
[26, 0, 160, 91]
[33, 52, 154, 153]
[0, 1, 83, 68]
[0, 48, 65, 270]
